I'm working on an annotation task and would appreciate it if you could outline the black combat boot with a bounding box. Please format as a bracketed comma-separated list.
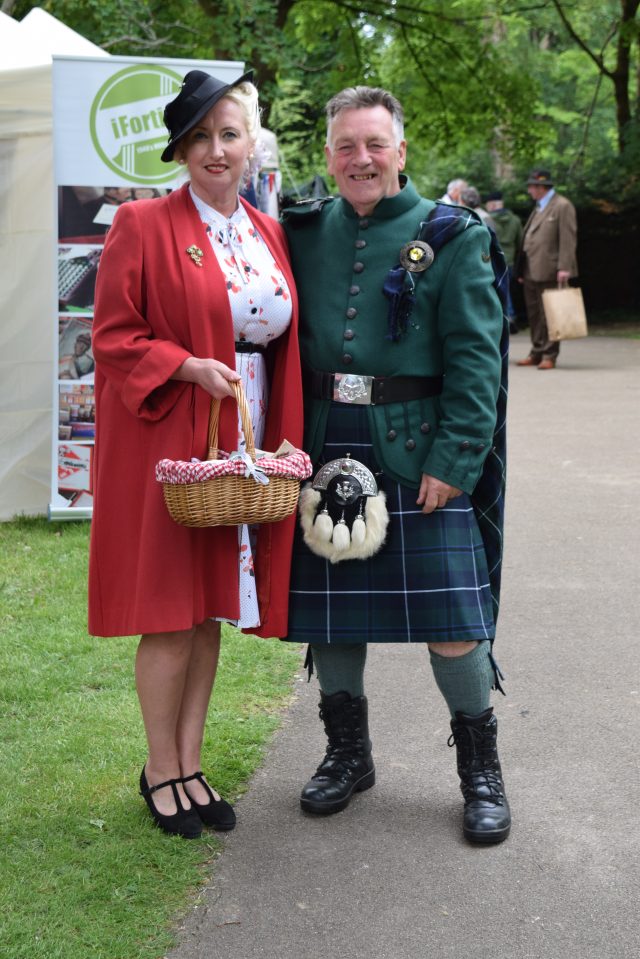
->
[448, 707, 511, 844]
[300, 690, 375, 815]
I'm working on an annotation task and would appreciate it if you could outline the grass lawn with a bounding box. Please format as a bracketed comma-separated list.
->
[0, 517, 303, 959]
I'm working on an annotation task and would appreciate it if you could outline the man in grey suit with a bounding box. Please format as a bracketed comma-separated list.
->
[517, 169, 578, 369]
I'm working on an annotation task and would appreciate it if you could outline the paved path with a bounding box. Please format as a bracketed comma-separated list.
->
[168, 334, 640, 959]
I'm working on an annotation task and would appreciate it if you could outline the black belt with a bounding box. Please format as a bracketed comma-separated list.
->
[235, 341, 266, 354]
[307, 369, 443, 406]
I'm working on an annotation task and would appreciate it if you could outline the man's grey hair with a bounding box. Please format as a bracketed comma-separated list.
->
[325, 86, 405, 148]
[447, 178, 468, 198]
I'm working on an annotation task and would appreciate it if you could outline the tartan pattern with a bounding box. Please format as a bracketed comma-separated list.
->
[423, 204, 509, 623]
[285, 404, 495, 644]
[155, 449, 312, 484]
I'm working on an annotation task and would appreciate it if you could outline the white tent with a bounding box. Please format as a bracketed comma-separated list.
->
[0, 9, 108, 520]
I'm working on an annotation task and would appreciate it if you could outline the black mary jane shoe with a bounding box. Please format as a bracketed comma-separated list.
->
[139, 767, 203, 839]
[181, 771, 236, 831]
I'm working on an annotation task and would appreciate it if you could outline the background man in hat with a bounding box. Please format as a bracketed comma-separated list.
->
[282, 86, 511, 844]
[517, 169, 578, 369]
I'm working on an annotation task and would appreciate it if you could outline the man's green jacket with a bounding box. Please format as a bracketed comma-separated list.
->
[282, 178, 503, 496]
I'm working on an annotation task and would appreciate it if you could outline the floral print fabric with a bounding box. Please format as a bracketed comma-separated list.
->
[190, 189, 292, 628]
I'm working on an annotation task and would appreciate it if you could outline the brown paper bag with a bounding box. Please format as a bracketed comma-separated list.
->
[542, 287, 588, 341]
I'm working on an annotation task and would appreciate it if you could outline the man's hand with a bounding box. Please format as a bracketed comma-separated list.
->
[416, 474, 463, 514]
[557, 270, 570, 286]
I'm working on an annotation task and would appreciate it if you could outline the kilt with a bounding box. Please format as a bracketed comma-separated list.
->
[284, 403, 495, 644]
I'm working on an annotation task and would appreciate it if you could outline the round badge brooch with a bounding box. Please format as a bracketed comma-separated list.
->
[399, 240, 434, 273]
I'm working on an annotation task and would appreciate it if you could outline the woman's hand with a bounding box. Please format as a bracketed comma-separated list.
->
[417, 474, 462, 514]
[173, 357, 241, 399]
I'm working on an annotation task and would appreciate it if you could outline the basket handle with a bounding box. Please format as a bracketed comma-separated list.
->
[207, 380, 256, 461]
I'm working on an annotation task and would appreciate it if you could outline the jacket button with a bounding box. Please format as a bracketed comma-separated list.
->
[353, 262, 365, 273]
[459, 440, 471, 450]
[405, 438, 416, 451]
[420, 422, 431, 434]
[346, 307, 357, 319]
[349, 285, 360, 295]
[355, 239, 367, 249]
[386, 429, 397, 441]
[342, 353, 353, 364]
[359, 219, 369, 229]
[344, 329, 355, 340]
[475, 443, 485, 452]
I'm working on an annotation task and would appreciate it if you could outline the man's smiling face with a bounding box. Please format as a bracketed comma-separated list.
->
[325, 105, 406, 215]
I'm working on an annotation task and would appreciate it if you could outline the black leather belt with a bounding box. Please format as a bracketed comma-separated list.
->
[235, 341, 266, 354]
[307, 369, 443, 406]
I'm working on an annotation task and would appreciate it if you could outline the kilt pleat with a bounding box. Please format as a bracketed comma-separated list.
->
[285, 403, 495, 644]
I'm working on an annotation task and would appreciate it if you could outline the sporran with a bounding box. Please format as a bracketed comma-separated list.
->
[298, 454, 389, 563]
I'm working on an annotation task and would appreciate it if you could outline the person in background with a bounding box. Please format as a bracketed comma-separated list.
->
[517, 169, 578, 369]
[460, 185, 496, 228]
[282, 86, 511, 844]
[88, 70, 303, 838]
[439, 177, 468, 205]
[485, 190, 524, 334]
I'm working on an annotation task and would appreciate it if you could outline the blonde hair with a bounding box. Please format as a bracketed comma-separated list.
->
[224, 81, 261, 144]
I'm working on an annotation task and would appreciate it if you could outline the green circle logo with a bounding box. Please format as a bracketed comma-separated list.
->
[90, 65, 183, 183]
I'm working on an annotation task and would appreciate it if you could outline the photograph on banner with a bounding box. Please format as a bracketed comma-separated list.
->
[58, 184, 170, 242]
[50, 55, 246, 519]
[58, 382, 95, 441]
[58, 443, 93, 507]
[58, 245, 102, 312]
[58, 316, 94, 381]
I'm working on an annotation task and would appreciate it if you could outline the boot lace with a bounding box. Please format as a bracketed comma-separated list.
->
[314, 703, 367, 781]
[448, 723, 505, 805]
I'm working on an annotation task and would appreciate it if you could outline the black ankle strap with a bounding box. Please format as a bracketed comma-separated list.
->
[140, 775, 181, 798]
[180, 770, 204, 785]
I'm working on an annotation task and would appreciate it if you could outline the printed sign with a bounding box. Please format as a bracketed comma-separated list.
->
[49, 55, 244, 519]
[89, 65, 183, 183]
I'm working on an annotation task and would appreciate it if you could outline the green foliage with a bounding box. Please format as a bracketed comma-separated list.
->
[0, 517, 302, 959]
[11, 0, 213, 57]
[9, 0, 639, 201]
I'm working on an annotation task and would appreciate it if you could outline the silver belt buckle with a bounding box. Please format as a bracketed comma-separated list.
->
[333, 373, 373, 405]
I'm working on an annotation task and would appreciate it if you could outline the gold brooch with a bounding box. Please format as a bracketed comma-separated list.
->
[186, 245, 204, 267]
[399, 240, 434, 273]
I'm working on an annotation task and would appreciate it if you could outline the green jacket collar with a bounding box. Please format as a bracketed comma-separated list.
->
[338, 175, 423, 221]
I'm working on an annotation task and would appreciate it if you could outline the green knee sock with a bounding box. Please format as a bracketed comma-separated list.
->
[309, 643, 367, 697]
[429, 641, 494, 718]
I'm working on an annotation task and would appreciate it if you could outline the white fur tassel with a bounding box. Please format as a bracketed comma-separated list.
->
[350, 514, 366, 546]
[314, 508, 334, 542]
[331, 519, 351, 551]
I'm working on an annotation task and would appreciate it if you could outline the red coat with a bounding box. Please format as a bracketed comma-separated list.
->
[88, 185, 303, 638]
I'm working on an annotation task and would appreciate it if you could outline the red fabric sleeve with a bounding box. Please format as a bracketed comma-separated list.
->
[92, 202, 192, 420]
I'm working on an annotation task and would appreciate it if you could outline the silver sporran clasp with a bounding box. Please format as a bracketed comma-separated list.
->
[298, 454, 389, 563]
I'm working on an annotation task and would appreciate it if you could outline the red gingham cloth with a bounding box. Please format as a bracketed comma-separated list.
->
[156, 449, 312, 486]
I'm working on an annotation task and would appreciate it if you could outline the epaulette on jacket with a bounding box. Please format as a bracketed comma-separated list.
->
[281, 196, 335, 223]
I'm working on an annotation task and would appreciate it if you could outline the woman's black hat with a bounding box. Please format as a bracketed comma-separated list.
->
[161, 69, 254, 163]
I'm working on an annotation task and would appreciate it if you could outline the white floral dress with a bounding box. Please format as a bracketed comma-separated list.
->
[190, 188, 292, 628]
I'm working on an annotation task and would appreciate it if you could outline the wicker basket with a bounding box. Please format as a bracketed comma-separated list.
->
[159, 381, 307, 528]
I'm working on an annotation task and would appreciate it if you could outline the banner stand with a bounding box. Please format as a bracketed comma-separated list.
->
[49, 55, 244, 521]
